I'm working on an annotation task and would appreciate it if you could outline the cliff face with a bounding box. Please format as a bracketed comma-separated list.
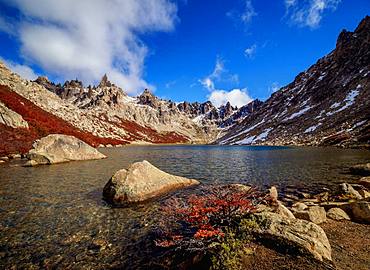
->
[217, 16, 370, 148]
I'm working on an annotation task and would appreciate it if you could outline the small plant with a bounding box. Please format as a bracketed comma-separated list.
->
[154, 185, 265, 268]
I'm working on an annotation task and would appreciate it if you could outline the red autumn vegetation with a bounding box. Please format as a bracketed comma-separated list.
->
[0, 85, 127, 155]
[155, 185, 264, 251]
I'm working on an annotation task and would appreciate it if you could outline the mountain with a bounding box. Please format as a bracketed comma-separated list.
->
[217, 16, 370, 148]
[0, 62, 258, 156]
[1, 16, 369, 156]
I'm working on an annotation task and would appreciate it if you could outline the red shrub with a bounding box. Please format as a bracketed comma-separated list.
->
[0, 85, 127, 155]
[155, 185, 264, 251]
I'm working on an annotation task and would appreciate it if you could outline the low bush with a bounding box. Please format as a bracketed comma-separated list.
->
[154, 185, 266, 269]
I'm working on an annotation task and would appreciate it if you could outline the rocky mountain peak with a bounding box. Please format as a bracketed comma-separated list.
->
[138, 89, 159, 108]
[98, 74, 112, 88]
[355, 15, 370, 34]
[64, 79, 83, 89]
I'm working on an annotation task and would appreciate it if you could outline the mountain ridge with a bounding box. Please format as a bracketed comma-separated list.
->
[0, 16, 369, 156]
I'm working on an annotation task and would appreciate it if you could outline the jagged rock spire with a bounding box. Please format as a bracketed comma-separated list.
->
[98, 74, 112, 88]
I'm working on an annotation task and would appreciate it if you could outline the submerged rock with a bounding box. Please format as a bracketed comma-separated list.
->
[254, 212, 332, 261]
[103, 160, 200, 205]
[25, 134, 106, 166]
[349, 163, 370, 176]
[327, 208, 350, 221]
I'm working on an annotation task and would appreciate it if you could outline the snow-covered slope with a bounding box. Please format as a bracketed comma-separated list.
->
[217, 16, 370, 148]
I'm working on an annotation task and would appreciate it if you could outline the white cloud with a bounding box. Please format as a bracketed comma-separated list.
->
[244, 44, 257, 58]
[200, 59, 252, 107]
[285, 0, 341, 29]
[227, 0, 257, 26]
[199, 57, 239, 91]
[241, 0, 257, 24]
[1, 0, 177, 95]
[208, 89, 253, 108]
[2, 58, 38, 80]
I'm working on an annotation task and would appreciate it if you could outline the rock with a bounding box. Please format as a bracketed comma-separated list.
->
[228, 184, 252, 192]
[294, 206, 327, 224]
[359, 177, 370, 189]
[0, 101, 29, 129]
[350, 201, 370, 223]
[269, 186, 278, 202]
[319, 202, 351, 213]
[327, 208, 350, 221]
[292, 202, 309, 212]
[9, 154, 21, 159]
[254, 212, 332, 261]
[359, 189, 370, 199]
[103, 160, 200, 205]
[25, 134, 106, 166]
[313, 192, 329, 202]
[0, 160, 5, 164]
[276, 202, 296, 219]
[349, 163, 370, 176]
[340, 183, 363, 200]
[0, 156, 9, 161]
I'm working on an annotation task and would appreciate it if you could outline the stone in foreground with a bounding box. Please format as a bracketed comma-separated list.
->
[103, 160, 200, 205]
[254, 212, 332, 262]
[25, 134, 106, 166]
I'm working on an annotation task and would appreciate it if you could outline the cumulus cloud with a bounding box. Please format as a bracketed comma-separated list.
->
[208, 89, 253, 108]
[1, 58, 38, 80]
[200, 58, 252, 107]
[1, 0, 177, 94]
[244, 44, 257, 58]
[285, 0, 341, 29]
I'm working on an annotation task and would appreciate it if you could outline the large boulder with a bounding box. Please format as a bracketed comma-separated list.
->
[25, 134, 106, 166]
[349, 163, 370, 176]
[103, 160, 200, 205]
[254, 212, 332, 262]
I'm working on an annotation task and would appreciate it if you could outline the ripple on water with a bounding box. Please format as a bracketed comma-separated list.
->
[0, 145, 369, 268]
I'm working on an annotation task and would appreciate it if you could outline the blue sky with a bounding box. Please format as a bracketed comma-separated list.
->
[0, 0, 369, 107]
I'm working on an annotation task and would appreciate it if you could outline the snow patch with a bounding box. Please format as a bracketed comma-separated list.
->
[327, 88, 360, 116]
[304, 123, 321, 133]
[234, 128, 272, 145]
[284, 105, 312, 121]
